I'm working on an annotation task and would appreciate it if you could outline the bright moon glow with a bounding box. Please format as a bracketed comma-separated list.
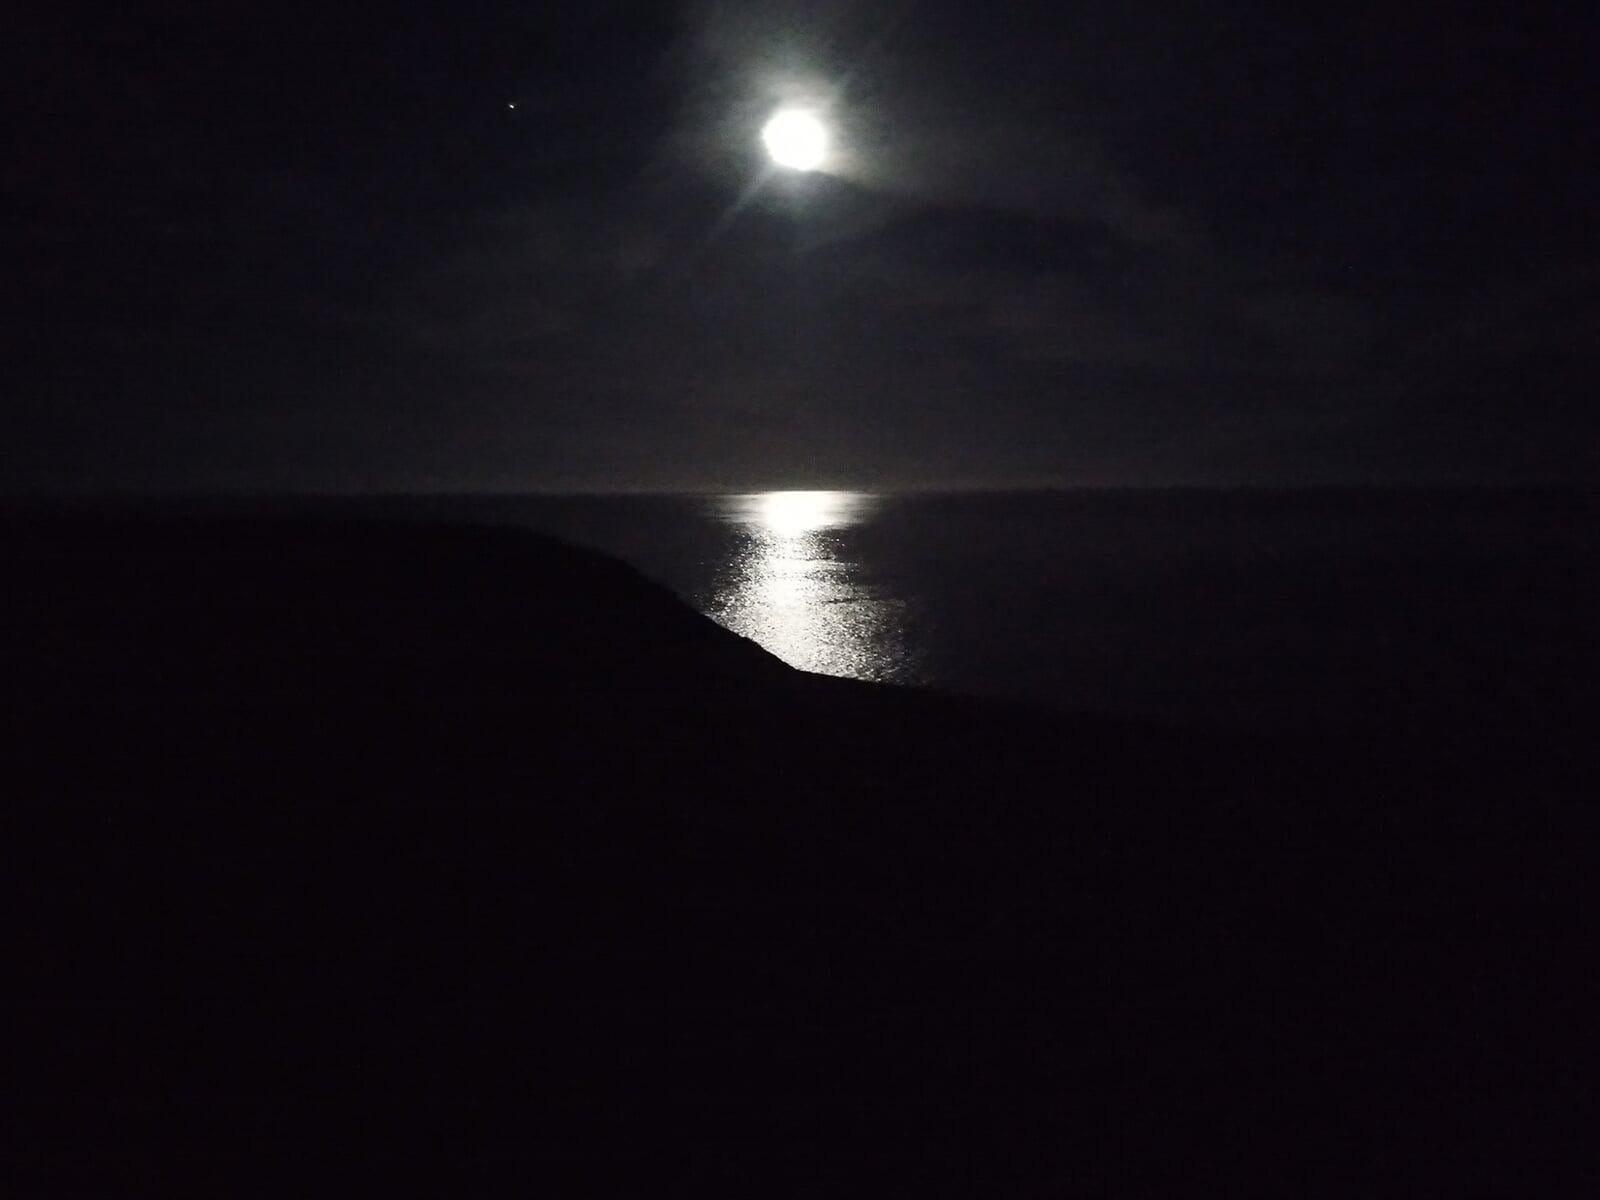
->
[761, 109, 829, 172]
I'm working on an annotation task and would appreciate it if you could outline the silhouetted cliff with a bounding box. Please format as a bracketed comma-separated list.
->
[4, 511, 1595, 1197]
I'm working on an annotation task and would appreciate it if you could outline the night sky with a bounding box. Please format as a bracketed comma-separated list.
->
[10, 2, 1598, 491]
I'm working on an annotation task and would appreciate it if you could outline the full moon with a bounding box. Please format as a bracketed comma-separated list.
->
[761, 109, 829, 172]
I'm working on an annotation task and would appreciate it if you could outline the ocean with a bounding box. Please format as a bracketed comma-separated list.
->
[358, 487, 1598, 741]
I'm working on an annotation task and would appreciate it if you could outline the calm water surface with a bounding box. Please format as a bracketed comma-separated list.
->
[346, 487, 1596, 735]
[703, 491, 919, 683]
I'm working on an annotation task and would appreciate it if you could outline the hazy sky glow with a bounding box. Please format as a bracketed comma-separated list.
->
[8, 2, 1599, 491]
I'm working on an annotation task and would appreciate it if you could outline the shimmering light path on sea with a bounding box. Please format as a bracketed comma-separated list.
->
[704, 491, 916, 683]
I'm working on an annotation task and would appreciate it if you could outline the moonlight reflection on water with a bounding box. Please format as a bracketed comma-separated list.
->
[705, 491, 917, 683]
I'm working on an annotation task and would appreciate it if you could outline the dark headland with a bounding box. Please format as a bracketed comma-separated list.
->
[5, 509, 1596, 1196]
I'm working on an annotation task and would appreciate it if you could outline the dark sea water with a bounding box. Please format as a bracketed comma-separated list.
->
[365, 488, 1598, 740]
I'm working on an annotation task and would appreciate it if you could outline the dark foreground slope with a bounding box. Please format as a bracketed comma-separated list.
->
[3, 512, 1596, 1196]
